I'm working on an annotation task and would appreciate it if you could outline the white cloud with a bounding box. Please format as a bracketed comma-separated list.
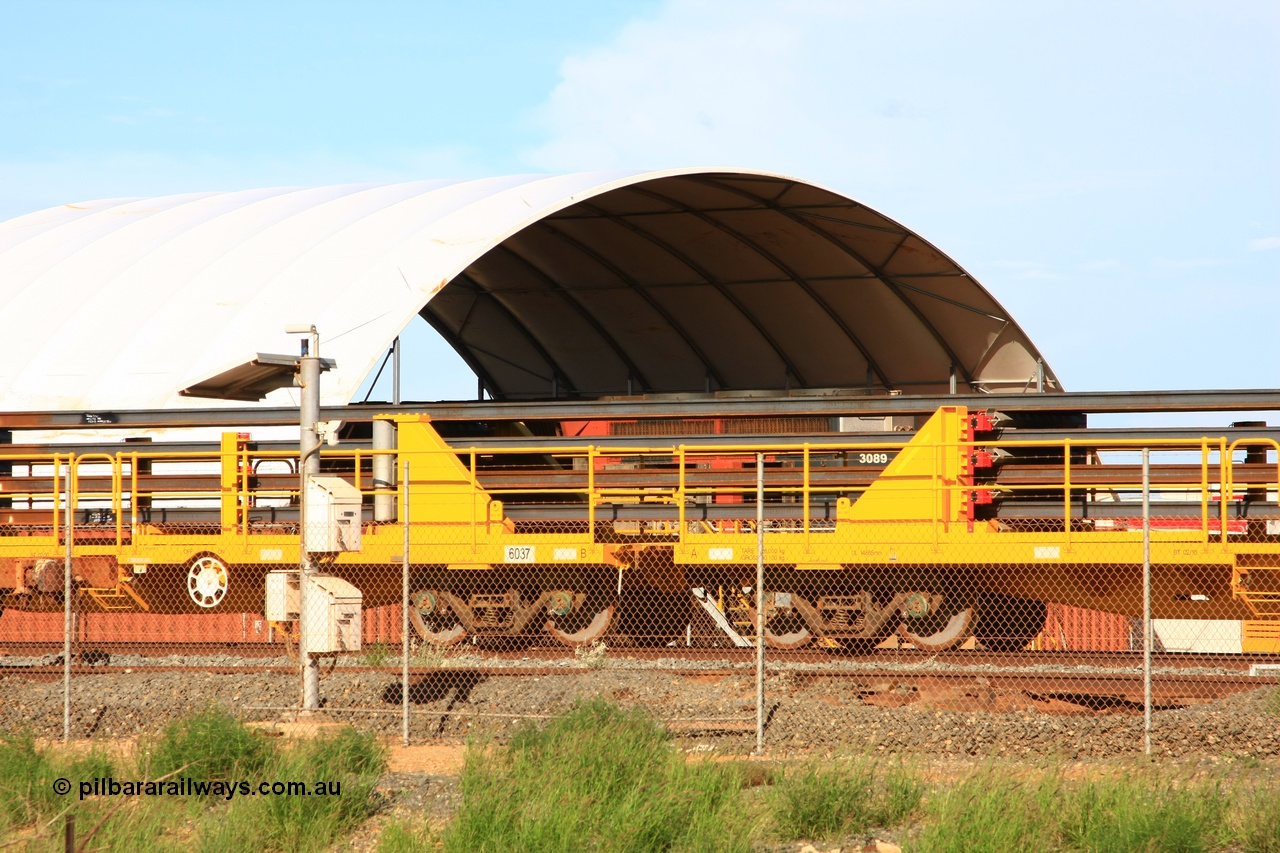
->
[520, 0, 1280, 396]
[522, 0, 1001, 207]
[521, 0, 1190, 215]
[1248, 236, 1280, 251]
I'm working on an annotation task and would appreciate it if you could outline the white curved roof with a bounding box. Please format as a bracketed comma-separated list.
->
[0, 168, 1059, 411]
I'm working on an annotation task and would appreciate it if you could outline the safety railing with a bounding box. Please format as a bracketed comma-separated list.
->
[2, 431, 1277, 550]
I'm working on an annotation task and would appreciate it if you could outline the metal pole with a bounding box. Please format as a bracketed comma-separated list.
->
[1036, 358, 1045, 393]
[299, 329, 322, 712]
[373, 419, 397, 522]
[1142, 448, 1152, 756]
[755, 453, 765, 755]
[949, 364, 957, 395]
[402, 459, 410, 747]
[392, 336, 401, 405]
[373, 336, 400, 522]
[63, 459, 73, 741]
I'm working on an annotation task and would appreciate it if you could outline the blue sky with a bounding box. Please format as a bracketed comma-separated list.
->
[2, 0, 1277, 417]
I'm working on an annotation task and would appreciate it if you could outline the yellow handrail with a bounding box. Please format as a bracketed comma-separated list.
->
[1064, 437, 1072, 549]
[802, 443, 811, 550]
[3, 425, 1269, 550]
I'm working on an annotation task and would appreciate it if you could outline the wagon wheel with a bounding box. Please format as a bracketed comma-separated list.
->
[186, 554, 229, 609]
[409, 589, 468, 645]
[546, 590, 615, 647]
[743, 591, 814, 650]
[898, 591, 976, 651]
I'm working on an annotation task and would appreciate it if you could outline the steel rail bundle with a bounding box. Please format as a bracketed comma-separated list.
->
[4, 387, 1280, 430]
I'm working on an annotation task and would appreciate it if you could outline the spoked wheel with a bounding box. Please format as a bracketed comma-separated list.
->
[186, 555, 229, 609]
[545, 590, 615, 647]
[409, 589, 468, 645]
[898, 591, 976, 651]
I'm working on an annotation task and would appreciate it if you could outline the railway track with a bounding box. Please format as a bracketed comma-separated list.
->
[3, 649, 1276, 707]
[1, 642, 1275, 670]
[2, 664, 1272, 706]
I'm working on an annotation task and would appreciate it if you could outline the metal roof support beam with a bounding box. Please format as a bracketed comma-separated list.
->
[425, 272, 579, 397]
[687, 176, 980, 389]
[487, 242, 653, 392]
[9, 388, 1280, 430]
[627, 184, 896, 393]
[533, 219, 729, 390]
[418, 308, 507, 396]
[573, 200, 807, 387]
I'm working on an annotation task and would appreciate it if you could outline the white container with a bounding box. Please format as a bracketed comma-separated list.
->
[302, 574, 363, 654]
[305, 476, 363, 553]
[264, 570, 300, 621]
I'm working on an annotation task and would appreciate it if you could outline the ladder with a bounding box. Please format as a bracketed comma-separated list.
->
[82, 583, 150, 612]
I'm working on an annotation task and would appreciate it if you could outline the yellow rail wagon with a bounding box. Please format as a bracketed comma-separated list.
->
[4, 405, 1277, 652]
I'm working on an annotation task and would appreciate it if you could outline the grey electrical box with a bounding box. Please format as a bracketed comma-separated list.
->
[838, 416, 917, 432]
[305, 476, 363, 553]
[301, 574, 362, 654]
[265, 570, 300, 621]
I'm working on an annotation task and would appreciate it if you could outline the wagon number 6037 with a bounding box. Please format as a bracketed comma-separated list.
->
[504, 545, 536, 564]
[857, 453, 890, 464]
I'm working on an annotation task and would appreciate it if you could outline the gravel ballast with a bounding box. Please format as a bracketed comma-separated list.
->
[2, 657, 1277, 760]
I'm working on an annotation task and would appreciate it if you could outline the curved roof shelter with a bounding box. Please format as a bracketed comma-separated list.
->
[0, 168, 1059, 412]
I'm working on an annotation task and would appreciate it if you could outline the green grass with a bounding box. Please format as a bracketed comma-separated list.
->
[197, 725, 387, 853]
[442, 698, 754, 853]
[147, 705, 274, 788]
[363, 641, 394, 667]
[0, 732, 63, 832]
[426, 705, 1280, 852]
[1060, 773, 1228, 853]
[0, 707, 387, 853]
[7, 702, 1280, 853]
[772, 757, 922, 841]
[377, 818, 439, 853]
[413, 641, 454, 668]
[914, 764, 1251, 853]
[1240, 780, 1280, 853]
[913, 765, 1063, 853]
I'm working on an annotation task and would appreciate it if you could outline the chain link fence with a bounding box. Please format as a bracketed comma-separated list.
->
[2, 409, 1279, 756]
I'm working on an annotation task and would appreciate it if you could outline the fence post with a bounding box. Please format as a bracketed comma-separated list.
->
[755, 452, 765, 755]
[402, 459, 410, 747]
[1142, 447, 1152, 755]
[63, 459, 73, 742]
